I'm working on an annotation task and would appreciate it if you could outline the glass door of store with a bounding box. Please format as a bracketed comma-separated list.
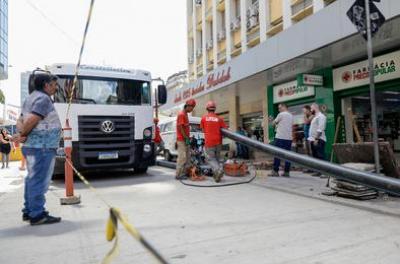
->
[341, 89, 400, 152]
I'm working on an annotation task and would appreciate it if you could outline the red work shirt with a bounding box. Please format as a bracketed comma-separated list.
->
[154, 126, 162, 144]
[200, 113, 227, 148]
[176, 110, 190, 142]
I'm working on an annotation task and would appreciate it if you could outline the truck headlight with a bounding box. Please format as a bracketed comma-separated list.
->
[143, 128, 152, 139]
[143, 144, 151, 153]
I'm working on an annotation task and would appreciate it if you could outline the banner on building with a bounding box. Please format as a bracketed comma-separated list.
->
[333, 50, 400, 91]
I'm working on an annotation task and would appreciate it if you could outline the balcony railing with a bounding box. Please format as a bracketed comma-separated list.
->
[291, 0, 313, 21]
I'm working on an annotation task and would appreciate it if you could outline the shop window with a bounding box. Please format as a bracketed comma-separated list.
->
[343, 90, 400, 152]
[242, 113, 264, 142]
[288, 103, 311, 154]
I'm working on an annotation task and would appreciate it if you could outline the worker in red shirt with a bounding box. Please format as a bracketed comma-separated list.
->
[200, 101, 227, 182]
[153, 118, 163, 155]
[175, 99, 196, 180]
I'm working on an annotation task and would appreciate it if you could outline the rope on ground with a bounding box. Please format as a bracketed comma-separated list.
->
[66, 160, 170, 264]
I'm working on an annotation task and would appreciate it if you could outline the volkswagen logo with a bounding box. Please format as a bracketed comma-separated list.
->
[100, 120, 115, 133]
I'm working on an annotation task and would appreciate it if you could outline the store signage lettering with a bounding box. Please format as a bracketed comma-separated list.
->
[343, 60, 396, 82]
[273, 80, 315, 103]
[298, 74, 323, 86]
[7, 110, 17, 122]
[173, 67, 231, 103]
[334, 50, 400, 91]
[207, 67, 231, 88]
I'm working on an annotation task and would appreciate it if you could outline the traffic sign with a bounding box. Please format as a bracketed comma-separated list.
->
[347, 0, 385, 40]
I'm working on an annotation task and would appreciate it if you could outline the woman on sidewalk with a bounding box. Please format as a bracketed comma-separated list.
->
[0, 128, 14, 169]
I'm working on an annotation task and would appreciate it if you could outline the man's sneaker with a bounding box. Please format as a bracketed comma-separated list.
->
[175, 175, 188, 180]
[214, 169, 224, 183]
[30, 214, 61, 226]
[268, 171, 279, 177]
[282, 172, 290, 177]
[22, 213, 30, 222]
[23, 211, 49, 222]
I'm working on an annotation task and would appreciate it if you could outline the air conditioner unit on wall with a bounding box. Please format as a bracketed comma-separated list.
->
[195, 0, 202, 7]
[230, 18, 241, 32]
[206, 40, 213, 50]
[217, 30, 226, 41]
[250, 16, 258, 28]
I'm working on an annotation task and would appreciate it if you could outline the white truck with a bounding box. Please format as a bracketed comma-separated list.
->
[28, 64, 166, 174]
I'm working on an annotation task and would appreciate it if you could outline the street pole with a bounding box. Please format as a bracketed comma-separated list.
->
[155, 88, 159, 119]
[364, 0, 380, 173]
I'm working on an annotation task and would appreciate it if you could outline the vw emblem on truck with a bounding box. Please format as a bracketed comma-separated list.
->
[101, 120, 115, 133]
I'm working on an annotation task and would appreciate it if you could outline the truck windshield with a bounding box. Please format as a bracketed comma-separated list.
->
[54, 76, 151, 105]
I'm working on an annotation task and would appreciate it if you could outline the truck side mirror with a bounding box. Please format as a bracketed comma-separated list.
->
[157, 85, 167, 105]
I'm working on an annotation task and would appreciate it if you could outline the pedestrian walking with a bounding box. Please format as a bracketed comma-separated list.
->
[0, 128, 14, 169]
[269, 103, 294, 177]
[14, 73, 62, 225]
[200, 101, 227, 183]
[308, 103, 327, 177]
[175, 99, 196, 180]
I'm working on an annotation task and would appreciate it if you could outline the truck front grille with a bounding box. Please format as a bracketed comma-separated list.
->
[78, 115, 134, 167]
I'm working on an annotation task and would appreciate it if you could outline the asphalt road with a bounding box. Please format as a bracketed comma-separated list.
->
[0, 163, 399, 264]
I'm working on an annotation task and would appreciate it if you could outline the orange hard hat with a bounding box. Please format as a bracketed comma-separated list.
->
[185, 99, 196, 107]
[153, 118, 159, 123]
[206, 101, 216, 110]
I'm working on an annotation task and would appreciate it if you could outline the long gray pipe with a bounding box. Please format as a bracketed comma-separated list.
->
[221, 128, 400, 196]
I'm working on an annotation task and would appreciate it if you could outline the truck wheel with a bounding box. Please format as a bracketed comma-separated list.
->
[164, 150, 172, 161]
[134, 167, 148, 174]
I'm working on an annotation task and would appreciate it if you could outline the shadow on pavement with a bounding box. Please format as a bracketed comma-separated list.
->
[52, 167, 174, 190]
[0, 219, 102, 239]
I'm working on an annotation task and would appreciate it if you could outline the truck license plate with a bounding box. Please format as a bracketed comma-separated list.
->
[98, 152, 119, 160]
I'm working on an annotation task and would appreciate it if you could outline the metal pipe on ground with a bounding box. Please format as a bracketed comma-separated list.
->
[221, 128, 400, 196]
[156, 160, 177, 169]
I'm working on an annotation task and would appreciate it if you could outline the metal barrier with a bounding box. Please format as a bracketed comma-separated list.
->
[221, 128, 400, 196]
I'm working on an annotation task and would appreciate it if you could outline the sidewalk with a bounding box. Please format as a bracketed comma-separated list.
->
[1, 164, 399, 264]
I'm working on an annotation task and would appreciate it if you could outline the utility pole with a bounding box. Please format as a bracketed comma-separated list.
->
[364, 0, 380, 173]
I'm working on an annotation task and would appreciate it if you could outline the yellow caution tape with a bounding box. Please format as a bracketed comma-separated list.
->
[102, 208, 119, 264]
[66, 160, 170, 264]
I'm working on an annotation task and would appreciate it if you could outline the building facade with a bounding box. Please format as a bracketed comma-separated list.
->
[0, 0, 7, 80]
[162, 70, 189, 116]
[162, 0, 400, 157]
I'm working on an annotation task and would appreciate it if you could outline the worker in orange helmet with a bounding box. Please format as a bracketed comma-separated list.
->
[153, 118, 163, 155]
[200, 100, 227, 182]
[175, 99, 196, 180]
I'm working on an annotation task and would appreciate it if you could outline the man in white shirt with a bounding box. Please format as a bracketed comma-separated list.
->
[269, 103, 294, 177]
[308, 103, 327, 177]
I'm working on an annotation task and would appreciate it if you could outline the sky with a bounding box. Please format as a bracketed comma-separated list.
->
[4, 0, 187, 107]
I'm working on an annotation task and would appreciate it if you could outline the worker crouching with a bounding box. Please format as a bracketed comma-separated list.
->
[200, 101, 227, 182]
